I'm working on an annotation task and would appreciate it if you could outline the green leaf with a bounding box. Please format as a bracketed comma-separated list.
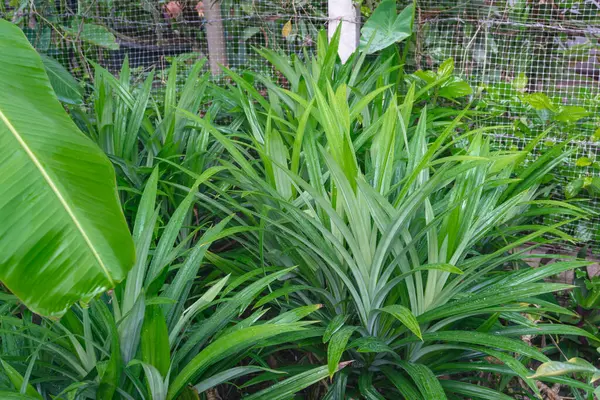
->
[162, 216, 232, 321]
[440, 380, 513, 400]
[194, 366, 283, 394]
[254, 48, 300, 91]
[397, 361, 446, 399]
[438, 78, 473, 99]
[381, 367, 421, 399]
[378, 305, 422, 340]
[0, 360, 42, 399]
[416, 331, 548, 362]
[242, 26, 261, 42]
[265, 128, 292, 199]
[565, 178, 584, 199]
[349, 336, 393, 353]
[417, 264, 463, 275]
[419, 283, 573, 323]
[520, 93, 558, 112]
[554, 106, 590, 123]
[40, 55, 82, 105]
[119, 292, 145, 365]
[168, 323, 309, 399]
[359, 375, 386, 400]
[493, 324, 598, 343]
[243, 363, 352, 400]
[145, 297, 177, 306]
[62, 22, 119, 50]
[512, 73, 528, 92]
[327, 326, 356, 378]
[360, 1, 414, 54]
[414, 70, 437, 84]
[268, 304, 322, 324]
[254, 285, 313, 308]
[141, 305, 171, 378]
[96, 301, 122, 400]
[437, 58, 455, 78]
[173, 268, 298, 364]
[146, 168, 224, 289]
[122, 167, 159, 315]
[0, 393, 40, 400]
[323, 314, 347, 343]
[0, 20, 134, 317]
[530, 358, 599, 379]
[168, 275, 230, 345]
[129, 360, 168, 400]
[575, 157, 593, 167]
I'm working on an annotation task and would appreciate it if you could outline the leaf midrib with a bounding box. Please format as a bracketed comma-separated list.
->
[0, 107, 114, 286]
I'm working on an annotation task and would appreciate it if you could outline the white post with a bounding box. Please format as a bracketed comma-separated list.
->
[204, 0, 227, 75]
[328, 0, 360, 63]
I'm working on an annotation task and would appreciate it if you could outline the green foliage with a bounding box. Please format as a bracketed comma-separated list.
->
[245, 363, 352, 400]
[531, 357, 600, 380]
[191, 31, 592, 398]
[0, 19, 134, 317]
[0, 172, 321, 398]
[61, 20, 119, 50]
[40, 54, 83, 105]
[530, 357, 600, 398]
[412, 58, 473, 100]
[0, 28, 326, 398]
[0, 360, 42, 399]
[0, 17, 597, 398]
[360, 1, 415, 54]
[549, 247, 600, 368]
[520, 92, 590, 124]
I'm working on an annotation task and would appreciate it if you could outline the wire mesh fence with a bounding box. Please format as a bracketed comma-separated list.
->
[2, 0, 600, 248]
[408, 0, 600, 248]
[1, 0, 327, 81]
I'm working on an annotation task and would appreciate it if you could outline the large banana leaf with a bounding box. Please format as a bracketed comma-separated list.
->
[0, 21, 135, 317]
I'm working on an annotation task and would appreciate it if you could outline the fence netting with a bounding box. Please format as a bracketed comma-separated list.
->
[1, 0, 600, 249]
[408, 1, 599, 249]
[2, 1, 327, 78]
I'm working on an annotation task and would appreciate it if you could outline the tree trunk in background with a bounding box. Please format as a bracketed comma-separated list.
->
[328, 0, 360, 63]
[204, 0, 227, 75]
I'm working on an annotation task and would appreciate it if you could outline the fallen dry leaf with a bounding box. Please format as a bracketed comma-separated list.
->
[282, 20, 292, 38]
